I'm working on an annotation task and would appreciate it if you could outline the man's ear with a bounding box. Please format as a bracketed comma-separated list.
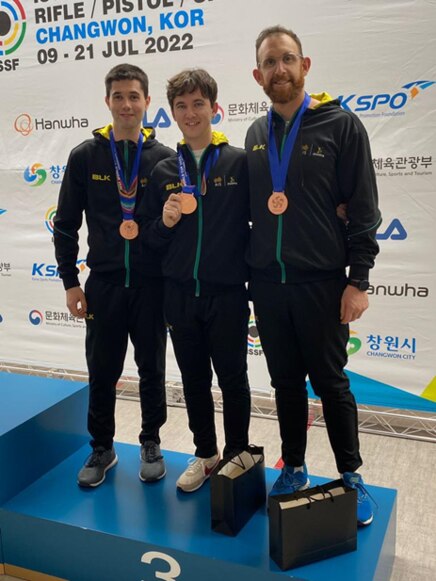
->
[253, 68, 263, 87]
[302, 56, 311, 77]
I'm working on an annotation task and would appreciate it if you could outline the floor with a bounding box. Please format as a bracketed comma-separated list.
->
[1, 398, 435, 580]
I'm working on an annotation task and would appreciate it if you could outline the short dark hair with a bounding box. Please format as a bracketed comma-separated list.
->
[105, 63, 149, 98]
[255, 26, 303, 64]
[166, 69, 218, 110]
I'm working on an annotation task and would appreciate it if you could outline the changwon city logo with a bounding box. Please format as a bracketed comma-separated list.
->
[24, 163, 47, 187]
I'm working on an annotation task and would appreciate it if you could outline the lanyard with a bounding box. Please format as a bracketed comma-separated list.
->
[110, 130, 144, 220]
[267, 92, 310, 192]
[177, 146, 220, 197]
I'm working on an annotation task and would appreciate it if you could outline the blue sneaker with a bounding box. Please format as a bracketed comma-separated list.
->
[269, 464, 310, 497]
[342, 472, 374, 526]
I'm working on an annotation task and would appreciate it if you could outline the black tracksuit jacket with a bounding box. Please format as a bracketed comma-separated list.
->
[245, 95, 382, 284]
[54, 124, 173, 290]
[142, 133, 250, 296]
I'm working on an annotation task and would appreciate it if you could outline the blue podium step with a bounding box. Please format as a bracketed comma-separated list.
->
[0, 372, 88, 505]
[0, 443, 396, 581]
[0, 373, 396, 580]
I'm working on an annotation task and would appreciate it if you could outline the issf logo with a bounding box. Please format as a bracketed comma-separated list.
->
[24, 163, 47, 187]
[44, 205, 56, 234]
[0, 0, 26, 56]
[29, 309, 43, 326]
[339, 80, 435, 113]
[247, 316, 262, 349]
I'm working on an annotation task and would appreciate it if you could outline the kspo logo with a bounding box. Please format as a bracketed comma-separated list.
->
[376, 218, 407, 241]
[339, 80, 435, 113]
[32, 259, 86, 280]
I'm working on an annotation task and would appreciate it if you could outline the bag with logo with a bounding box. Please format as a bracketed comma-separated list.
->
[269, 479, 357, 570]
[210, 445, 266, 536]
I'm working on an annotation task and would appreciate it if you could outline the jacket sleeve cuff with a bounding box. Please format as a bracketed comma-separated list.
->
[63, 276, 80, 291]
[348, 266, 370, 281]
[156, 218, 177, 238]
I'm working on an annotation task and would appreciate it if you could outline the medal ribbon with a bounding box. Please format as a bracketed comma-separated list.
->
[267, 91, 311, 193]
[177, 146, 220, 198]
[110, 129, 144, 220]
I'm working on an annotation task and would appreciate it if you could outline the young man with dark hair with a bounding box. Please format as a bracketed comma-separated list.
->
[143, 68, 251, 493]
[54, 63, 173, 487]
[246, 26, 382, 525]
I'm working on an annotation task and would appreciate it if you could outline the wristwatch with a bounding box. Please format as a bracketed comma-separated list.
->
[348, 279, 370, 291]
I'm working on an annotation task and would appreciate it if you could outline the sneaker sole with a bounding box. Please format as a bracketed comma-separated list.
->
[77, 455, 118, 488]
[358, 514, 374, 527]
[176, 473, 210, 493]
[139, 468, 167, 483]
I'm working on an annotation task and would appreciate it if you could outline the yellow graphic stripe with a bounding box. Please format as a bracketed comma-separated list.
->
[5, 564, 67, 581]
[421, 376, 436, 402]
[5, 23, 19, 46]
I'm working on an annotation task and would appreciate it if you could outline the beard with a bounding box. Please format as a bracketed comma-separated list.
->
[263, 72, 305, 104]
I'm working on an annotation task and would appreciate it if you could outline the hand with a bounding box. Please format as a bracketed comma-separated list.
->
[66, 286, 87, 318]
[340, 285, 369, 324]
[163, 193, 182, 228]
[336, 203, 348, 224]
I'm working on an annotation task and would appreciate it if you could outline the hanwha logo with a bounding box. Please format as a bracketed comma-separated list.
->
[14, 113, 32, 136]
[44, 205, 57, 234]
[212, 104, 225, 125]
[29, 309, 43, 326]
[0, 0, 26, 56]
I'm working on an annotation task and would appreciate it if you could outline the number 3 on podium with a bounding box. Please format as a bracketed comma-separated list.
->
[141, 551, 182, 580]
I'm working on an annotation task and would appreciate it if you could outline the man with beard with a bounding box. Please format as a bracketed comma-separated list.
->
[245, 26, 381, 526]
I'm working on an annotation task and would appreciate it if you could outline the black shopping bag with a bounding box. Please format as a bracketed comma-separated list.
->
[210, 445, 266, 536]
[269, 479, 357, 570]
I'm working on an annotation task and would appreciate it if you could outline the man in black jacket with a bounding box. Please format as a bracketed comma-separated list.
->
[143, 69, 251, 492]
[246, 27, 382, 525]
[54, 64, 173, 487]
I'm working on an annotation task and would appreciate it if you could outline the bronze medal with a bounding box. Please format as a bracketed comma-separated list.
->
[268, 191, 288, 215]
[180, 193, 197, 215]
[119, 220, 139, 240]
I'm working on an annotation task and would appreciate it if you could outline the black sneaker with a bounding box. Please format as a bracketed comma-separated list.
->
[139, 441, 166, 482]
[77, 446, 118, 488]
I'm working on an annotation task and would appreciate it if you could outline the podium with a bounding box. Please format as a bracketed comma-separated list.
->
[0, 372, 396, 580]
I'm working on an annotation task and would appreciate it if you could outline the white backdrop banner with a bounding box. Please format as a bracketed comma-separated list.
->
[1, 0, 435, 408]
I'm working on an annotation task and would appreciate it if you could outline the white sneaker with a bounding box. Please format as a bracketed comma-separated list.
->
[176, 454, 220, 492]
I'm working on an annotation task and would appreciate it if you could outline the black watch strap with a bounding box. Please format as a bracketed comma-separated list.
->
[348, 278, 370, 291]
